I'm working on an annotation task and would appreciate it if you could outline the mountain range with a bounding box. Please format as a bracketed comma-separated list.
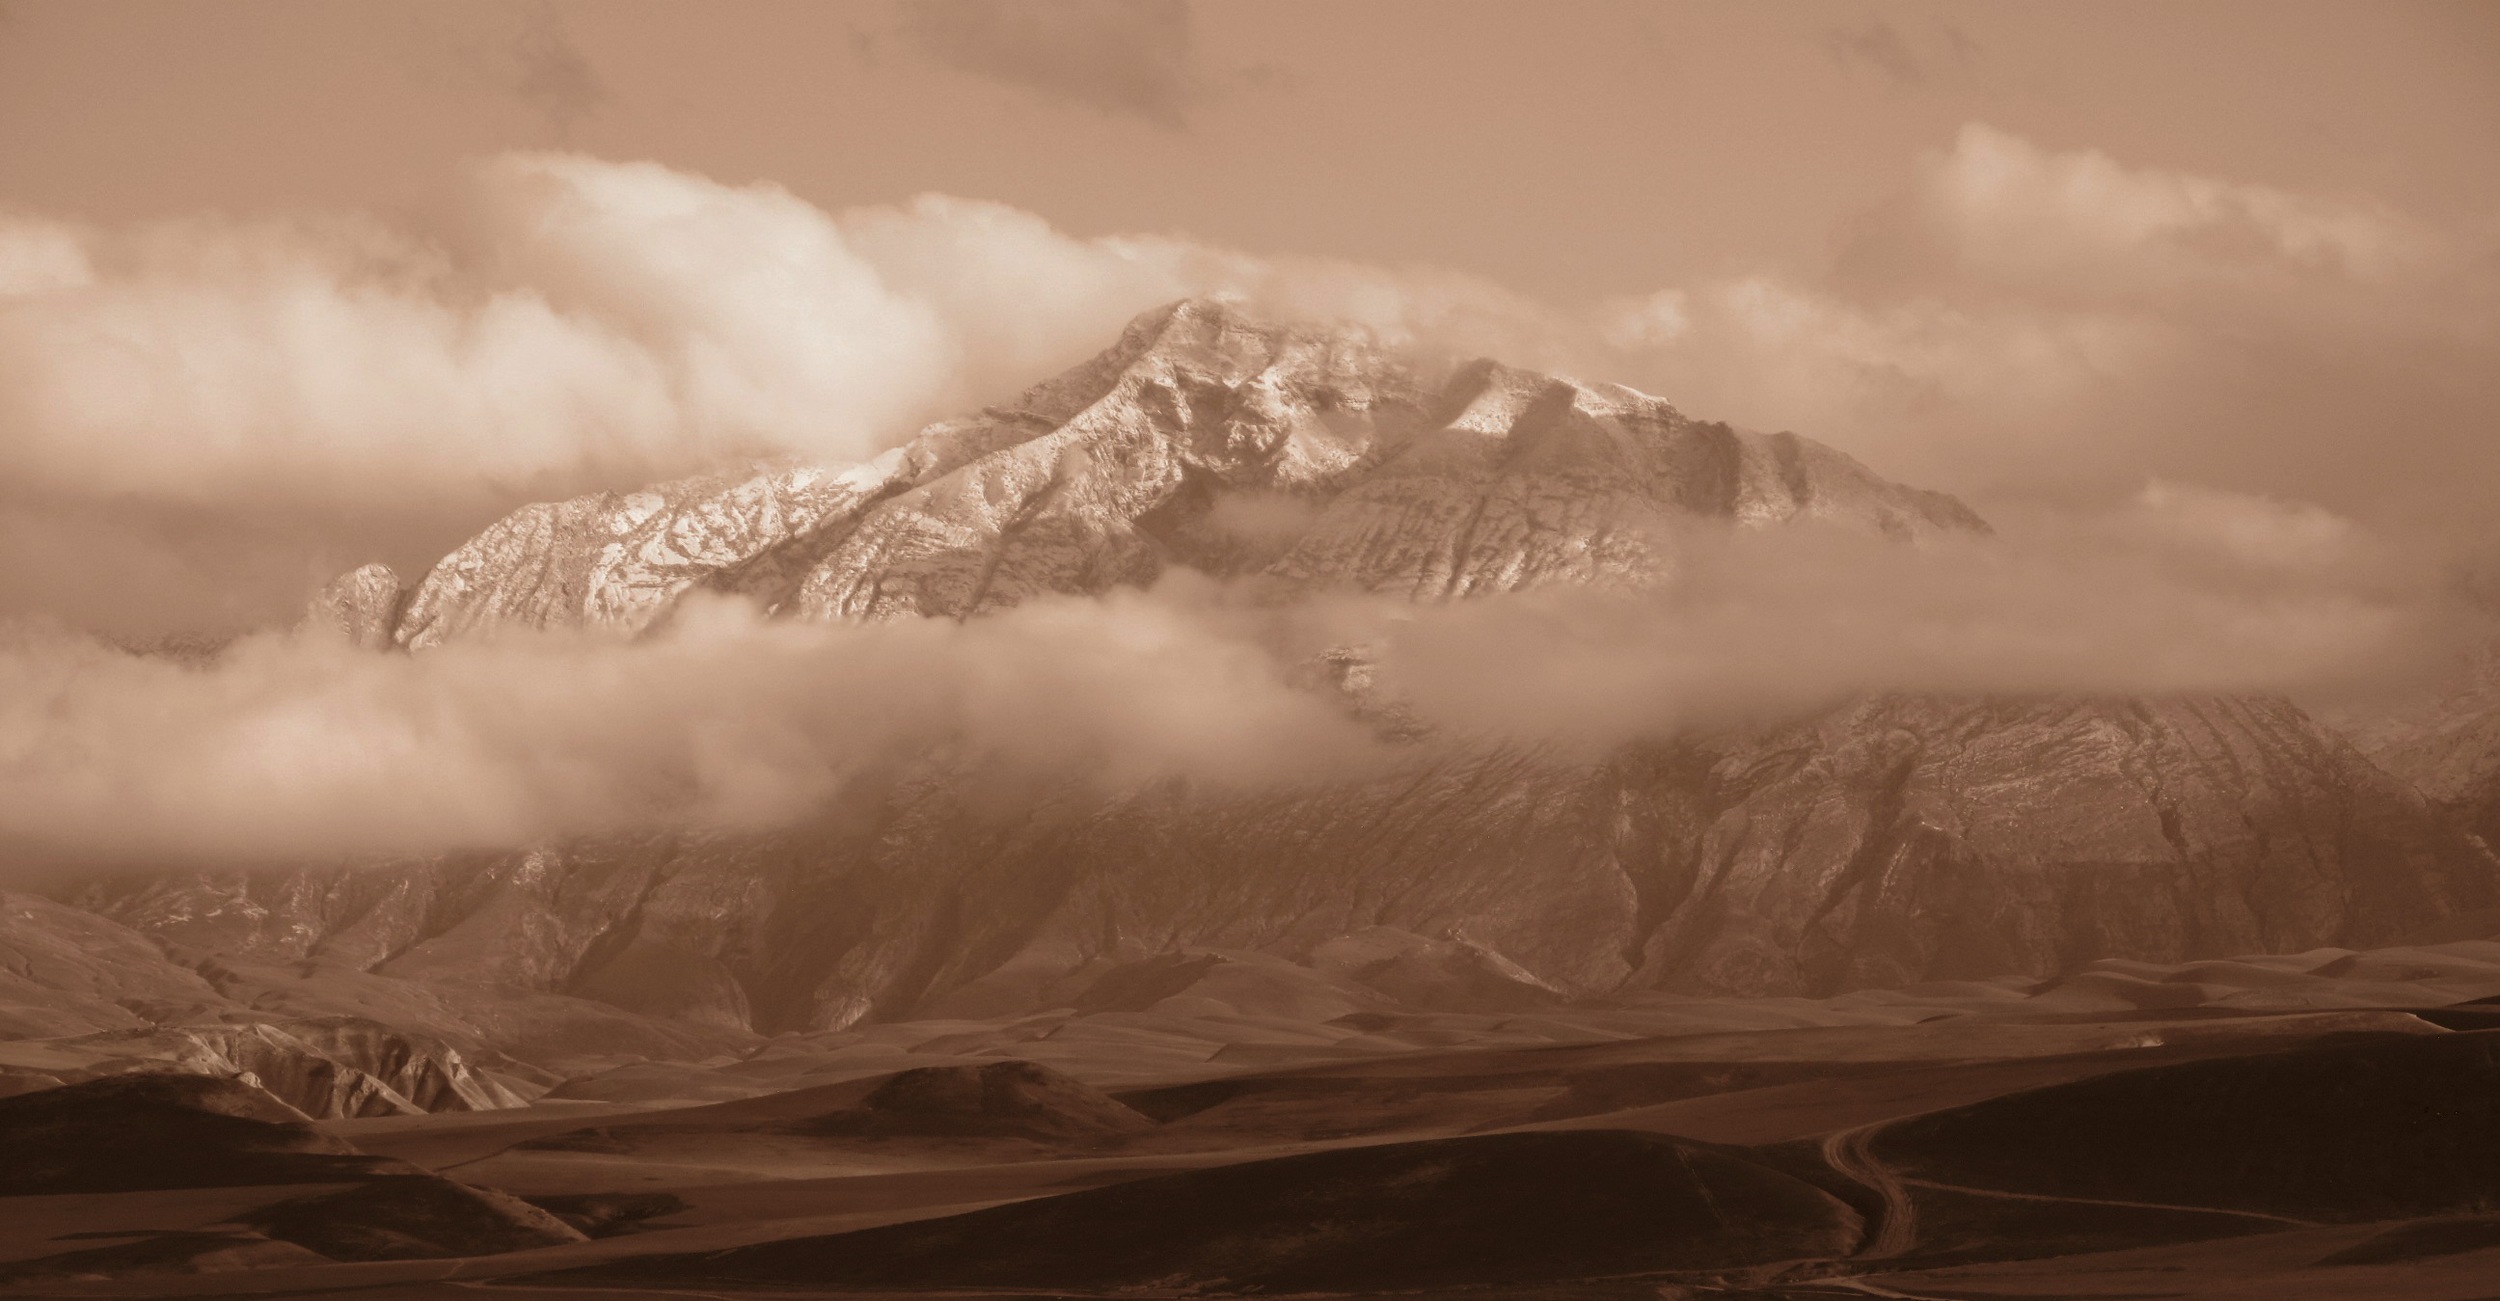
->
[7, 297, 2497, 1099]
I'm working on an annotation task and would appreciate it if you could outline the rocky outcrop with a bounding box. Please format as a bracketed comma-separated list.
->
[1265, 357, 1981, 599]
[393, 459, 906, 648]
[274, 1016, 533, 1111]
[0, 898, 542, 1112]
[16, 1018, 531, 1119]
[299, 562, 407, 650]
[338, 297, 1982, 648]
[63, 1023, 427, 1118]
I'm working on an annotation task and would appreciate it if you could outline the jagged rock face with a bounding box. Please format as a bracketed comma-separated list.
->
[0, 891, 539, 1112]
[63, 1024, 426, 1119]
[299, 562, 407, 650]
[253, 1017, 530, 1113]
[381, 300, 1431, 642]
[5, 1017, 529, 1119]
[2333, 645, 2500, 854]
[366, 298, 1980, 644]
[1266, 360, 1983, 598]
[394, 460, 903, 648]
[772, 299, 1434, 619]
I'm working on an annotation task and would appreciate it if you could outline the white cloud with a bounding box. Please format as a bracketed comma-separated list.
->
[0, 581, 1379, 863]
[1592, 124, 2499, 519]
[0, 491, 2467, 865]
[0, 156, 1568, 526]
[0, 127, 2489, 640]
[1367, 494, 2459, 747]
[1919, 122, 2430, 292]
[0, 217, 89, 297]
[474, 154, 959, 457]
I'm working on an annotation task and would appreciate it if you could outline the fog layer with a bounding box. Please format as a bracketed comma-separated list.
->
[1, 487, 2468, 865]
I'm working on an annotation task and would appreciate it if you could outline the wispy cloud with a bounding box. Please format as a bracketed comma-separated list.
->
[1599, 123, 2500, 521]
[1823, 19, 1926, 87]
[0, 496, 2468, 866]
[509, 2, 607, 141]
[390, 1, 609, 142]
[1819, 17, 1981, 90]
[898, 0, 1201, 129]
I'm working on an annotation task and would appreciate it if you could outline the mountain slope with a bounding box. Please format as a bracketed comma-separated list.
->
[2333, 644, 2500, 857]
[370, 297, 1980, 647]
[58, 691, 2491, 1038]
[24, 299, 2500, 1051]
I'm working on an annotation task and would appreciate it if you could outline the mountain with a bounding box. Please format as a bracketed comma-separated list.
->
[328, 296, 1981, 650]
[2334, 642, 2500, 858]
[31, 298, 2500, 1064]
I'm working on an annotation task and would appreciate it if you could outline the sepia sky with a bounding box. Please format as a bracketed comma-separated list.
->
[5, 1, 2492, 296]
[0, 0, 2494, 634]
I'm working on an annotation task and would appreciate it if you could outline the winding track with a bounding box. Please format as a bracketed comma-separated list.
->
[1821, 1122, 1918, 1259]
[1817, 1116, 2320, 1274]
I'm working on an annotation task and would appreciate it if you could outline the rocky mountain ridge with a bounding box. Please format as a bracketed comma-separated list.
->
[30, 297, 2500, 1065]
[313, 297, 1982, 650]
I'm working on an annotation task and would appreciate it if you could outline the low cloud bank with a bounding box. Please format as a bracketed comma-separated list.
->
[1368, 484, 2466, 746]
[0, 582, 1376, 864]
[0, 486, 2470, 866]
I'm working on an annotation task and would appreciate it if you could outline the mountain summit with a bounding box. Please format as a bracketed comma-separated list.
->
[72, 301, 2500, 1054]
[327, 298, 1982, 650]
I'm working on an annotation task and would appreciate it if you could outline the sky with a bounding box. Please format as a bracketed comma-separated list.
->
[5, 2, 2494, 295]
[0, 1, 2494, 863]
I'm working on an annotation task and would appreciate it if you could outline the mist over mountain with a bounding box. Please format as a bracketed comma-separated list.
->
[3, 9, 2498, 1294]
[0, 297, 2482, 1062]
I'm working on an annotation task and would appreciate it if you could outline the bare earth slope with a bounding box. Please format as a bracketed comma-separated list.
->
[4, 946, 2500, 1297]
[526, 1128, 1863, 1293]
